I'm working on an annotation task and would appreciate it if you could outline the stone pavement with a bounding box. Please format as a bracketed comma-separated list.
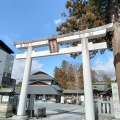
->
[30, 107, 85, 120]
[0, 104, 85, 120]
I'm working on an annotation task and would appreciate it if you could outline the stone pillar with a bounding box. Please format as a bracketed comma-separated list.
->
[82, 38, 95, 120]
[102, 103, 106, 113]
[110, 97, 114, 117]
[106, 103, 110, 114]
[98, 102, 102, 114]
[27, 94, 35, 117]
[0, 95, 2, 103]
[27, 94, 34, 111]
[17, 46, 33, 116]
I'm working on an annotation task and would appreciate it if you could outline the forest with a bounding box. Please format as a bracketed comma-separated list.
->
[53, 60, 113, 89]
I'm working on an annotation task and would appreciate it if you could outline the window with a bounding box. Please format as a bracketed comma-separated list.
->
[10, 60, 13, 64]
[4, 65, 7, 68]
[4, 72, 7, 77]
[10, 67, 12, 71]
[3, 72, 11, 78]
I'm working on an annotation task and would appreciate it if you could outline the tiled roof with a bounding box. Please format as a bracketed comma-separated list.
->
[30, 74, 54, 80]
[92, 82, 108, 85]
[52, 85, 63, 91]
[15, 85, 61, 95]
[29, 81, 48, 85]
[32, 71, 48, 75]
[29, 71, 61, 85]
[63, 89, 84, 94]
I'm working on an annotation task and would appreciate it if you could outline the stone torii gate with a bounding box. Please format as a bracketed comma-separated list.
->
[13, 23, 113, 120]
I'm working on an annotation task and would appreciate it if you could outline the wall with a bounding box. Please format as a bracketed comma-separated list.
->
[0, 49, 14, 86]
[0, 50, 7, 83]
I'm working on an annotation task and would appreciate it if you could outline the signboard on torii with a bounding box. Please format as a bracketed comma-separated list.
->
[48, 39, 59, 53]
[13, 23, 113, 120]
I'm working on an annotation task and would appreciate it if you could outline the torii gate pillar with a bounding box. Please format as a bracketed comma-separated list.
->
[82, 38, 95, 120]
[17, 46, 33, 115]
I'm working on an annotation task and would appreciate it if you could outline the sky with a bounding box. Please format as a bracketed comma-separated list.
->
[0, 0, 115, 82]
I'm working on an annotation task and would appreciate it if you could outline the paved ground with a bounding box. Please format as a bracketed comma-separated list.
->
[0, 101, 85, 120]
[30, 107, 85, 120]
[33, 101, 85, 120]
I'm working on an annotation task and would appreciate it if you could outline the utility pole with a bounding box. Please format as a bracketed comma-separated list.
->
[75, 66, 79, 104]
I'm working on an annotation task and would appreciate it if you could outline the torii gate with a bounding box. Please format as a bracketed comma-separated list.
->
[13, 23, 113, 120]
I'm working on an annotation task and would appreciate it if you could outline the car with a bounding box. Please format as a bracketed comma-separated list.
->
[66, 98, 72, 104]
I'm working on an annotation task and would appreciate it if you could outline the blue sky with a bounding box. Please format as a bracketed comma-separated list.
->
[0, 0, 115, 81]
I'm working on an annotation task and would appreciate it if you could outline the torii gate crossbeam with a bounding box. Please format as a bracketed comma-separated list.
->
[13, 23, 113, 120]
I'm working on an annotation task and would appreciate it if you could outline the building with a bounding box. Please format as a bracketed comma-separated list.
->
[92, 82, 109, 91]
[62, 81, 110, 104]
[0, 40, 15, 87]
[15, 71, 63, 103]
[92, 81, 109, 95]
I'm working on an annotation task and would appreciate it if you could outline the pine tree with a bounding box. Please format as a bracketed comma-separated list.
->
[53, 66, 59, 80]
[61, 60, 68, 80]
[56, 0, 120, 97]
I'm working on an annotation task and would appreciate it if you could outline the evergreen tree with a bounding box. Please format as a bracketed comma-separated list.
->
[91, 70, 98, 83]
[67, 64, 75, 82]
[16, 81, 22, 88]
[56, 0, 120, 97]
[61, 60, 68, 81]
[79, 64, 84, 89]
[0, 84, 3, 89]
[53, 66, 59, 80]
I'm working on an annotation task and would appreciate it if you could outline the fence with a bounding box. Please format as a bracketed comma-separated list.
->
[95, 97, 114, 120]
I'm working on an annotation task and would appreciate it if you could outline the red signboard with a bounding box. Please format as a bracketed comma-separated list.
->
[49, 39, 59, 53]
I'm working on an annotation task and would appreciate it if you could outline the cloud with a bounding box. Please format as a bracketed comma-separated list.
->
[54, 18, 62, 25]
[92, 57, 115, 74]
[11, 59, 43, 82]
